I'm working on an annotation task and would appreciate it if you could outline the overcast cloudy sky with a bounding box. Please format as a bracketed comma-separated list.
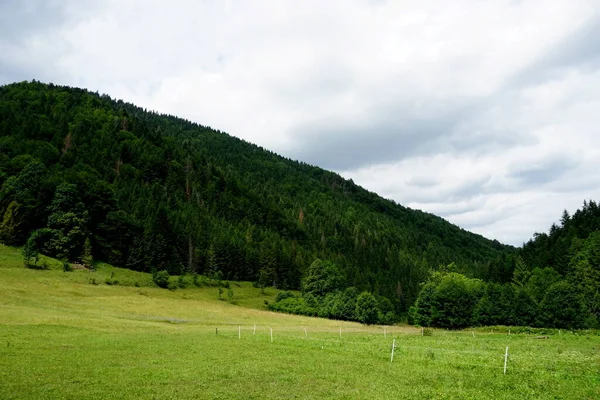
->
[2, 0, 600, 245]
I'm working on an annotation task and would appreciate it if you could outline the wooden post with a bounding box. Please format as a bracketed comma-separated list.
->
[390, 339, 396, 362]
[253, 324, 256, 335]
[339, 327, 342, 339]
[216, 327, 218, 335]
[238, 326, 241, 339]
[421, 327, 424, 337]
[270, 328, 273, 343]
[472, 331, 475, 338]
[503, 347, 509, 375]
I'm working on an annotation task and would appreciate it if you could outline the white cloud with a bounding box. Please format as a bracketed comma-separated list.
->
[1, 0, 600, 245]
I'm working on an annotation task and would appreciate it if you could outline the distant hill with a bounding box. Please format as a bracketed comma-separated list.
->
[0, 81, 514, 313]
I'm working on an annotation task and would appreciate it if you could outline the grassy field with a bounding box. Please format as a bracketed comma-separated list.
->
[0, 245, 599, 399]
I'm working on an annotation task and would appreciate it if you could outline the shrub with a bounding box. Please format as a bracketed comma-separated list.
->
[429, 273, 484, 329]
[355, 292, 380, 325]
[22, 235, 39, 268]
[153, 270, 170, 289]
[62, 260, 72, 272]
[178, 274, 187, 288]
[267, 296, 318, 316]
[301, 259, 344, 298]
[538, 281, 589, 329]
[275, 291, 297, 302]
[412, 282, 436, 327]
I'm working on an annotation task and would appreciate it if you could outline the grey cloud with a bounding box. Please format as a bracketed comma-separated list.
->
[290, 115, 453, 170]
[445, 175, 491, 201]
[288, 98, 510, 170]
[511, 16, 600, 88]
[406, 176, 440, 188]
[508, 156, 578, 186]
[0, 0, 68, 43]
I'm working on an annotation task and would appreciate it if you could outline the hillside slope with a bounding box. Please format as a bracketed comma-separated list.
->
[0, 81, 513, 311]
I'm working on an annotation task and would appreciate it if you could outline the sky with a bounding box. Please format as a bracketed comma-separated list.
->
[1, 0, 600, 246]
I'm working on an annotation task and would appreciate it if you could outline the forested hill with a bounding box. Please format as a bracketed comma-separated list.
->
[0, 81, 513, 312]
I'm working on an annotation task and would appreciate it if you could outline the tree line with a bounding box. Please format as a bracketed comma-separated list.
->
[410, 202, 600, 329]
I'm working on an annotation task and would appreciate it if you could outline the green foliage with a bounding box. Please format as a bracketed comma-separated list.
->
[21, 235, 39, 268]
[355, 292, 379, 325]
[512, 256, 531, 288]
[0, 201, 21, 245]
[411, 282, 436, 327]
[473, 283, 508, 326]
[62, 260, 72, 272]
[152, 270, 170, 289]
[412, 273, 485, 329]
[275, 291, 297, 302]
[82, 237, 94, 268]
[525, 267, 561, 303]
[301, 259, 344, 299]
[430, 273, 483, 329]
[538, 281, 589, 329]
[266, 296, 317, 316]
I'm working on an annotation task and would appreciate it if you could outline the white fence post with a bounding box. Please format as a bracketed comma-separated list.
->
[390, 339, 396, 362]
[238, 326, 241, 339]
[503, 347, 509, 375]
[270, 328, 273, 343]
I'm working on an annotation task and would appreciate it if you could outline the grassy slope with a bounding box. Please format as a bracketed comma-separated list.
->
[0, 246, 598, 400]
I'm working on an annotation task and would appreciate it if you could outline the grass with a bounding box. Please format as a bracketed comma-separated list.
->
[1, 245, 599, 399]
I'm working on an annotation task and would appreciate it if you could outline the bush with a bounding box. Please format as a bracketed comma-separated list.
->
[267, 296, 318, 316]
[62, 260, 72, 272]
[22, 235, 39, 268]
[355, 292, 379, 325]
[429, 273, 484, 329]
[178, 274, 187, 288]
[275, 291, 297, 302]
[153, 270, 170, 289]
[538, 281, 589, 329]
[301, 259, 344, 298]
[412, 282, 436, 327]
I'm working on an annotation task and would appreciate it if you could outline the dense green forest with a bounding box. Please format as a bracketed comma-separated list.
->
[410, 202, 600, 329]
[0, 81, 517, 323]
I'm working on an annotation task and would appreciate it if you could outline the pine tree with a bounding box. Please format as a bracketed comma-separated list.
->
[512, 256, 531, 288]
[0, 201, 22, 245]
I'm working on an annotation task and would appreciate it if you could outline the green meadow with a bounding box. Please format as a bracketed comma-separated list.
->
[0, 246, 598, 399]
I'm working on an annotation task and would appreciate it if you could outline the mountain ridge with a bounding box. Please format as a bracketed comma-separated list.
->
[0, 80, 514, 313]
